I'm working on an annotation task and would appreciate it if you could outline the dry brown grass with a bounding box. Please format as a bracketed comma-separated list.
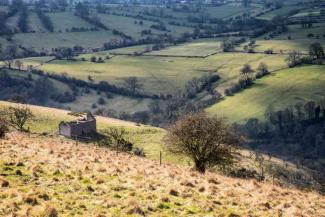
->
[0, 132, 324, 216]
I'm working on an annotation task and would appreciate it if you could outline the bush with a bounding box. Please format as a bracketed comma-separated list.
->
[105, 128, 133, 152]
[90, 56, 97, 62]
[0, 119, 9, 138]
[165, 113, 239, 173]
[133, 147, 146, 157]
[97, 97, 106, 105]
[307, 33, 314, 38]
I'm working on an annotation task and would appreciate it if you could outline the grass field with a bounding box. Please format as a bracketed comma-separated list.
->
[207, 65, 325, 123]
[5, 13, 19, 31]
[258, 5, 304, 20]
[12, 31, 121, 51]
[98, 14, 164, 39]
[18, 50, 287, 95]
[0, 67, 154, 116]
[107, 44, 151, 54]
[47, 12, 96, 32]
[239, 39, 322, 54]
[291, 9, 322, 18]
[242, 24, 325, 53]
[274, 23, 325, 40]
[29, 12, 47, 33]
[145, 39, 222, 57]
[204, 5, 255, 19]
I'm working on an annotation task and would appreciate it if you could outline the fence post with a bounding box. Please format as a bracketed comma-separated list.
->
[160, 151, 162, 166]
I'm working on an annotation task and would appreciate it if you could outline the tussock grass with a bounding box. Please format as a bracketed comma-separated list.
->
[0, 132, 324, 216]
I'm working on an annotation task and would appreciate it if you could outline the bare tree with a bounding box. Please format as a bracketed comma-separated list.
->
[0, 105, 34, 132]
[240, 63, 254, 74]
[309, 42, 324, 59]
[164, 112, 239, 173]
[14, 60, 24, 70]
[0, 118, 9, 138]
[123, 77, 143, 93]
[257, 62, 268, 74]
[286, 51, 302, 67]
[102, 127, 133, 153]
[254, 152, 267, 181]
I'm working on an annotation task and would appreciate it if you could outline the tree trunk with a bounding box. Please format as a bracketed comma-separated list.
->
[195, 160, 206, 173]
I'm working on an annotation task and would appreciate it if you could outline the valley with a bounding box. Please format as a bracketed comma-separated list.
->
[0, 0, 324, 215]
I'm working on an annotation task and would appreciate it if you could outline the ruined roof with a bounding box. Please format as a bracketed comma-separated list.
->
[60, 112, 96, 127]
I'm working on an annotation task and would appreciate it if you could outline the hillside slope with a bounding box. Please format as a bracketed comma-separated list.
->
[0, 132, 324, 217]
[207, 65, 325, 122]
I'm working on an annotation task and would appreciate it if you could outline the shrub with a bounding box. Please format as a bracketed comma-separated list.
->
[105, 128, 133, 152]
[0, 105, 34, 132]
[90, 56, 97, 62]
[165, 113, 239, 173]
[97, 97, 106, 105]
[307, 33, 314, 38]
[0, 119, 9, 139]
[133, 147, 146, 157]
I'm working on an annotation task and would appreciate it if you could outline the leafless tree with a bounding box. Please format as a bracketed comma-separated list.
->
[14, 60, 24, 70]
[0, 105, 34, 132]
[123, 77, 143, 93]
[286, 51, 302, 67]
[164, 112, 239, 173]
[240, 63, 254, 74]
[0, 118, 9, 138]
[257, 62, 268, 74]
[103, 127, 133, 152]
[4, 59, 13, 69]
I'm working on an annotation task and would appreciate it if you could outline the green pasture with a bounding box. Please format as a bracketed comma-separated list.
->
[29, 12, 47, 32]
[249, 24, 325, 53]
[258, 5, 304, 20]
[239, 39, 323, 54]
[145, 39, 222, 57]
[207, 65, 325, 123]
[47, 12, 95, 32]
[12, 31, 121, 51]
[5, 13, 19, 30]
[77, 45, 150, 60]
[19, 51, 287, 95]
[291, 9, 322, 18]
[204, 5, 256, 19]
[98, 14, 164, 39]
[274, 24, 325, 40]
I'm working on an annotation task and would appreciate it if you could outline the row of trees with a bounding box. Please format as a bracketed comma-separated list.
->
[286, 43, 324, 67]
[17, 5, 29, 33]
[235, 99, 325, 184]
[75, 2, 108, 30]
[224, 62, 269, 96]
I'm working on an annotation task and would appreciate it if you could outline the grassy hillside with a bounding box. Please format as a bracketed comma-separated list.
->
[0, 131, 324, 216]
[145, 39, 222, 57]
[12, 31, 121, 51]
[257, 5, 304, 20]
[238, 23, 325, 54]
[28, 12, 47, 33]
[207, 65, 325, 122]
[0, 101, 171, 163]
[0, 68, 155, 116]
[17, 45, 287, 95]
[47, 12, 96, 32]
